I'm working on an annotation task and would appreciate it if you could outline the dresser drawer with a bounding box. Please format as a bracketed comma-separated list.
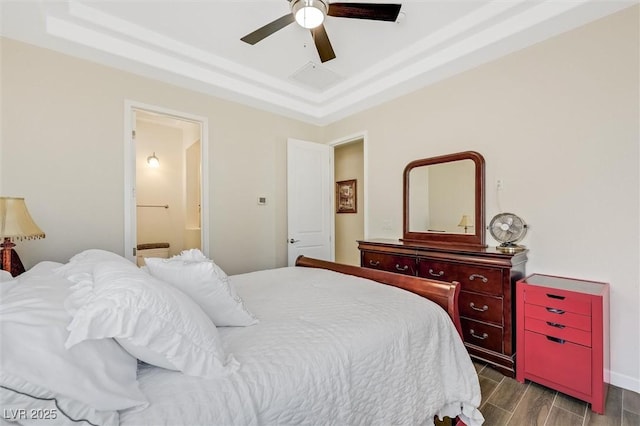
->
[461, 318, 503, 353]
[524, 286, 591, 316]
[419, 260, 503, 296]
[524, 330, 591, 395]
[524, 304, 591, 332]
[525, 317, 591, 347]
[459, 292, 503, 325]
[362, 251, 416, 275]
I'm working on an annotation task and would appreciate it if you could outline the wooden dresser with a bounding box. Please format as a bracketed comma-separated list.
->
[358, 239, 527, 376]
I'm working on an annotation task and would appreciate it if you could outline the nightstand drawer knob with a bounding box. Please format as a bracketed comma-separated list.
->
[546, 321, 565, 329]
[546, 293, 565, 300]
[469, 302, 489, 312]
[369, 260, 380, 267]
[546, 336, 566, 344]
[470, 329, 489, 340]
[469, 274, 488, 283]
[546, 307, 566, 314]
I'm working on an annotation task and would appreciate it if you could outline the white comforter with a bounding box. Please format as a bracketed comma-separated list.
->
[120, 266, 483, 426]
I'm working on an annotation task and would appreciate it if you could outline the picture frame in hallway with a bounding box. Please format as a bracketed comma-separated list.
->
[336, 179, 357, 214]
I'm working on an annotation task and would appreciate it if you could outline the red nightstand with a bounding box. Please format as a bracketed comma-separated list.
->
[516, 274, 609, 414]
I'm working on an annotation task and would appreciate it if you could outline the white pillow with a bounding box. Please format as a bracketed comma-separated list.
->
[54, 248, 131, 278]
[0, 262, 146, 426]
[145, 251, 257, 327]
[0, 269, 13, 282]
[65, 260, 239, 378]
[175, 248, 209, 262]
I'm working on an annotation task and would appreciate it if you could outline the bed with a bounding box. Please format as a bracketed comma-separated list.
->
[0, 249, 483, 426]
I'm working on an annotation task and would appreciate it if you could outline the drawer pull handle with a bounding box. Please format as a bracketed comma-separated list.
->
[368, 260, 380, 267]
[546, 293, 566, 300]
[469, 274, 488, 283]
[395, 264, 409, 272]
[469, 329, 489, 340]
[546, 321, 565, 329]
[546, 307, 565, 315]
[546, 336, 566, 344]
[428, 269, 444, 277]
[469, 302, 489, 312]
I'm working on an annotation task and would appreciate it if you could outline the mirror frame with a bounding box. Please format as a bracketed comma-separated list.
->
[402, 151, 486, 248]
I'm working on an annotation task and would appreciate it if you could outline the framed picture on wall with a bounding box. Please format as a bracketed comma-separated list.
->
[336, 179, 357, 214]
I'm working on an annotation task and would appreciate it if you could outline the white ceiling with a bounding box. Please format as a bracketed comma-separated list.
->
[1, 0, 635, 125]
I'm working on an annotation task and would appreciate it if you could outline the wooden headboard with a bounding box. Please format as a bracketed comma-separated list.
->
[295, 256, 462, 337]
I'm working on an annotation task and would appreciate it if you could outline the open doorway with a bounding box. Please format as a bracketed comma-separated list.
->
[333, 137, 365, 266]
[124, 101, 209, 264]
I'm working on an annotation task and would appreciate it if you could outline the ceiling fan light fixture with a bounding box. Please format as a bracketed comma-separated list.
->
[292, 0, 327, 29]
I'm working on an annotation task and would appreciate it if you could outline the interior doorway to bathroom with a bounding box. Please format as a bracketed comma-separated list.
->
[123, 101, 209, 265]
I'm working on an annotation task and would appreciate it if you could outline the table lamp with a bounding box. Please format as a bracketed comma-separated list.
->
[0, 197, 45, 276]
[457, 214, 473, 234]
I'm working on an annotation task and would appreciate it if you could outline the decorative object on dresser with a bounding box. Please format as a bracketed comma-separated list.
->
[0, 197, 46, 276]
[489, 212, 528, 253]
[336, 179, 357, 213]
[516, 274, 609, 414]
[359, 151, 528, 377]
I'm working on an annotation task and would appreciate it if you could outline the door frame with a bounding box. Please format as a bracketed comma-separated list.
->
[328, 131, 369, 241]
[123, 100, 210, 262]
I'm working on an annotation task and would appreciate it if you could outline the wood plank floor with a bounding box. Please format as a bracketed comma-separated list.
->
[437, 362, 640, 425]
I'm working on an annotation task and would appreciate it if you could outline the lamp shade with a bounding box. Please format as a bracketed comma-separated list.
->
[0, 197, 45, 241]
[458, 215, 472, 227]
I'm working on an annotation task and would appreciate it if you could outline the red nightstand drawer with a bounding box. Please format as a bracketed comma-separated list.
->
[524, 304, 591, 332]
[524, 317, 591, 347]
[524, 330, 591, 395]
[524, 286, 591, 315]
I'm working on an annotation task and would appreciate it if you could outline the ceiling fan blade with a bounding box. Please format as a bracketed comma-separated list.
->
[327, 3, 401, 21]
[241, 14, 295, 45]
[311, 24, 336, 63]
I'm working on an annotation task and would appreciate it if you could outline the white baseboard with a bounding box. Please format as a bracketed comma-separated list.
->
[608, 369, 640, 393]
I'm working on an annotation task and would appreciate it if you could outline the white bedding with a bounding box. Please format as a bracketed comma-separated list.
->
[120, 266, 483, 426]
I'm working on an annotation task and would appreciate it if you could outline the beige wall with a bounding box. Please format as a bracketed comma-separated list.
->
[324, 7, 639, 391]
[0, 37, 322, 275]
[334, 141, 364, 265]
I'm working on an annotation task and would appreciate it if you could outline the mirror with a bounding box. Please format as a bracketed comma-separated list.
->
[403, 151, 485, 248]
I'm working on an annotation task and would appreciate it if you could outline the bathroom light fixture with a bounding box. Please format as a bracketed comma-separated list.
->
[291, 0, 327, 29]
[147, 152, 160, 168]
[0, 197, 46, 276]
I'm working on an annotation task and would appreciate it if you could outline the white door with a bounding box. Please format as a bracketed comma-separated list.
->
[287, 138, 333, 266]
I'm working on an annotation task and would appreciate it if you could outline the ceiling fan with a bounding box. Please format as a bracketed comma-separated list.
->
[240, 0, 402, 63]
